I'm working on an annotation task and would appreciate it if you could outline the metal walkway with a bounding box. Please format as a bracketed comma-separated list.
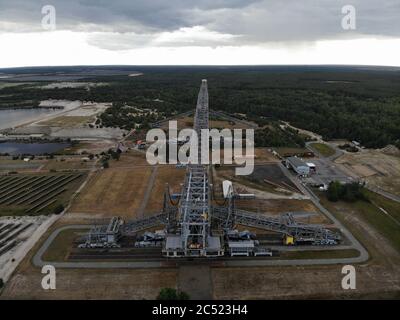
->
[178, 80, 212, 256]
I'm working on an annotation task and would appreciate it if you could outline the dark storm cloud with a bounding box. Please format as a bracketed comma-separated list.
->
[0, 0, 260, 31]
[0, 0, 399, 48]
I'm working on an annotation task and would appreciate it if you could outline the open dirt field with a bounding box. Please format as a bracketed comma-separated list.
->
[234, 199, 329, 224]
[211, 262, 400, 299]
[69, 167, 152, 219]
[0, 159, 42, 172]
[144, 165, 186, 215]
[2, 268, 177, 299]
[42, 158, 95, 171]
[335, 149, 400, 196]
[109, 150, 150, 167]
[62, 140, 115, 155]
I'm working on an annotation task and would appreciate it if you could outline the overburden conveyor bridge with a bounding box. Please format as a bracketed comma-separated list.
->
[85, 80, 341, 257]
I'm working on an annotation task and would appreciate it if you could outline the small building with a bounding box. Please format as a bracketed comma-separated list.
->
[137, 140, 146, 149]
[163, 236, 184, 257]
[222, 180, 233, 198]
[306, 162, 316, 173]
[82, 217, 123, 248]
[286, 157, 310, 176]
[228, 240, 255, 256]
[163, 235, 224, 257]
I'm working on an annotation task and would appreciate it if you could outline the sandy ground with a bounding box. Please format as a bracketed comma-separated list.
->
[38, 103, 109, 125]
[335, 149, 400, 196]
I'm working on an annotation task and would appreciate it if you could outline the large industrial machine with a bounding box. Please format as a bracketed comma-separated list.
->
[81, 80, 341, 256]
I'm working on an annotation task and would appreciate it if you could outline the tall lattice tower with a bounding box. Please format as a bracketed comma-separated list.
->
[164, 80, 223, 257]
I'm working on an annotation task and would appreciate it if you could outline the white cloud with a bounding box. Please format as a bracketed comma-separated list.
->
[86, 26, 240, 50]
[0, 30, 399, 68]
[0, 1, 399, 67]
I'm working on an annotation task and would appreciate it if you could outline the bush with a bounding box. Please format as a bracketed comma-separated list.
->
[157, 288, 190, 300]
[102, 161, 109, 169]
[327, 181, 341, 202]
[53, 204, 64, 214]
[327, 181, 367, 202]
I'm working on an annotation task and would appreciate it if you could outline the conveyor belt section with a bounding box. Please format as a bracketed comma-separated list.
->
[122, 213, 168, 235]
[213, 207, 340, 244]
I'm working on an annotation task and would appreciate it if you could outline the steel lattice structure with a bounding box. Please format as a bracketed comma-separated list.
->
[178, 79, 211, 256]
[84, 80, 341, 252]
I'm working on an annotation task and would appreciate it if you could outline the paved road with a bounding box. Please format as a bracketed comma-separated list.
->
[279, 163, 369, 263]
[33, 218, 368, 269]
[306, 141, 344, 162]
[366, 185, 400, 203]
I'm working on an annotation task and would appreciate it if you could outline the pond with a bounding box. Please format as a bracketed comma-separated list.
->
[0, 142, 70, 155]
[0, 108, 59, 130]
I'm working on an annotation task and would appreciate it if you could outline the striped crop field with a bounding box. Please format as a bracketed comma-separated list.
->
[0, 173, 85, 216]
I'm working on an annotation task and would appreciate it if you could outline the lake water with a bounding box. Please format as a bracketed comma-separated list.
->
[0, 142, 70, 155]
[0, 108, 59, 130]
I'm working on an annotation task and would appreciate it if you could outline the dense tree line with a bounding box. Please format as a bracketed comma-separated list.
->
[254, 122, 306, 148]
[1, 66, 400, 148]
[327, 181, 367, 202]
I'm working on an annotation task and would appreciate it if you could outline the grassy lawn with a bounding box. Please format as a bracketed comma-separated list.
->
[0, 207, 27, 217]
[309, 143, 336, 157]
[320, 191, 400, 253]
[58, 142, 92, 155]
[365, 190, 400, 223]
[42, 228, 89, 262]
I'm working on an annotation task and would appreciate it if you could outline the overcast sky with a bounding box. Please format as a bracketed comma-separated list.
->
[0, 0, 399, 67]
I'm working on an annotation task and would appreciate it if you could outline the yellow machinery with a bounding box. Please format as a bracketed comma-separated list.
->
[285, 235, 295, 245]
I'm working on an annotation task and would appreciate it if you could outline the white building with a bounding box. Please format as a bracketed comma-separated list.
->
[286, 157, 310, 176]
